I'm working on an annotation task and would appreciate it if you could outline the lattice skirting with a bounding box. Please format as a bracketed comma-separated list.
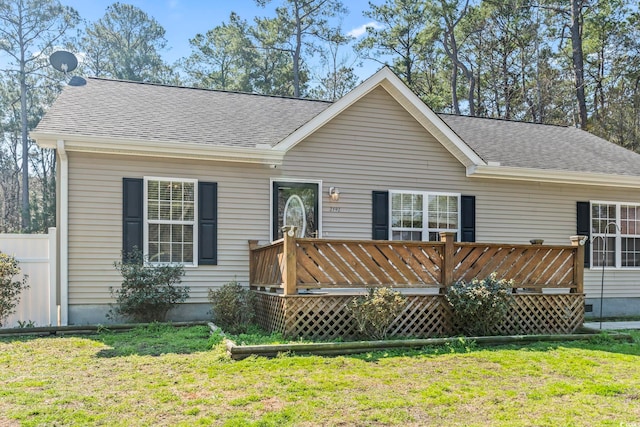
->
[253, 292, 585, 340]
[496, 294, 585, 335]
[254, 293, 453, 340]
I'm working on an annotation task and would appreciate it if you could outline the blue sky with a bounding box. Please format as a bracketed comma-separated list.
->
[63, 0, 382, 81]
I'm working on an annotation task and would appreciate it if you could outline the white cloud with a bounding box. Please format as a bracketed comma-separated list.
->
[347, 21, 383, 38]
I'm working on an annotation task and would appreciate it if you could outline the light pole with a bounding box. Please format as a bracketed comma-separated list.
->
[595, 221, 620, 329]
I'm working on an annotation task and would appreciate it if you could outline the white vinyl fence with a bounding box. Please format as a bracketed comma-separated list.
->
[1, 228, 57, 328]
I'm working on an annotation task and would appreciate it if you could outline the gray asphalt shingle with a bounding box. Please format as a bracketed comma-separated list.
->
[439, 114, 640, 176]
[35, 77, 331, 148]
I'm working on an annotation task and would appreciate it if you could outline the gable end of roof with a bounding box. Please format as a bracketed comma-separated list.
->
[273, 67, 487, 169]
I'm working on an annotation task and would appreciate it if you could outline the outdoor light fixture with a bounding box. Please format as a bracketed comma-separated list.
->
[328, 187, 340, 202]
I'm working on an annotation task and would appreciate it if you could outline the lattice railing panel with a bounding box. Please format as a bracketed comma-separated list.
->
[453, 244, 576, 289]
[295, 239, 443, 288]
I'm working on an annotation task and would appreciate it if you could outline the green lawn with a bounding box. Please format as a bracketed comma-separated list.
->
[1, 324, 639, 426]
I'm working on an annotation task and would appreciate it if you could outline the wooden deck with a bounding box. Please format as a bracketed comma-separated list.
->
[249, 228, 586, 339]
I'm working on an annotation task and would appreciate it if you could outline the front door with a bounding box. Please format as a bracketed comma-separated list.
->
[272, 182, 319, 240]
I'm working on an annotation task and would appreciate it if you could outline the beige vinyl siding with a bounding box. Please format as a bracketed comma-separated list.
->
[281, 87, 640, 298]
[68, 152, 276, 305]
[67, 85, 640, 305]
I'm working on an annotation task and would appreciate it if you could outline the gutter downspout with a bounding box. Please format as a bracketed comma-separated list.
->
[57, 140, 69, 325]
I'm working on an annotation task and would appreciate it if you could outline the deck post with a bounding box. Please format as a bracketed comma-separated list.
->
[440, 232, 456, 293]
[282, 226, 298, 295]
[248, 240, 259, 290]
[570, 235, 586, 294]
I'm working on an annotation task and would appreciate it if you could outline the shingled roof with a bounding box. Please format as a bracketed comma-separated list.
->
[33, 73, 640, 179]
[34, 77, 331, 148]
[439, 114, 640, 176]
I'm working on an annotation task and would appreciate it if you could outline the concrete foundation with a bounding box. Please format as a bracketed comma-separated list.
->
[584, 298, 640, 318]
[68, 303, 212, 325]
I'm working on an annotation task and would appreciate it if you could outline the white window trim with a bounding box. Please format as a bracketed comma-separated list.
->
[388, 190, 461, 241]
[590, 200, 640, 270]
[143, 176, 198, 267]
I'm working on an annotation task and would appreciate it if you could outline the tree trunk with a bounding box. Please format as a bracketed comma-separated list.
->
[20, 72, 29, 232]
[405, 52, 412, 87]
[18, 9, 30, 232]
[570, 0, 588, 129]
[521, 49, 535, 122]
[443, 29, 461, 114]
[502, 55, 510, 120]
[633, 77, 640, 152]
[451, 63, 460, 114]
[440, 1, 473, 116]
[466, 66, 475, 116]
[449, 41, 475, 115]
[293, 5, 302, 97]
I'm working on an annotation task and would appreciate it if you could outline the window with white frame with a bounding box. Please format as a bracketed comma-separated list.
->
[145, 178, 197, 265]
[591, 201, 640, 268]
[390, 191, 459, 241]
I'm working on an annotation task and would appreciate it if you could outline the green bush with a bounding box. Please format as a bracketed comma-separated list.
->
[446, 272, 513, 336]
[0, 252, 29, 327]
[110, 250, 189, 322]
[348, 287, 406, 340]
[208, 281, 256, 334]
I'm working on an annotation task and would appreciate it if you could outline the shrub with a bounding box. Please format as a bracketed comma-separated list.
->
[208, 281, 256, 334]
[348, 287, 406, 340]
[0, 252, 29, 327]
[446, 272, 513, 336]
[110, 250, 189, 322]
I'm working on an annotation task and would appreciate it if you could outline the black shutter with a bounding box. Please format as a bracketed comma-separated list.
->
[372, 191, 389, 240]
[122, 178, 143, 262]
[198, 182, 218, 265]
[577, 201, 591, 267]
[460, 195, 476, 242]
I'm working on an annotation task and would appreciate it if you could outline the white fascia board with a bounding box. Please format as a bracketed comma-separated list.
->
[272, 67, 486, 168]
[469, 164, 640, 188]
[31, 132, 284, 165]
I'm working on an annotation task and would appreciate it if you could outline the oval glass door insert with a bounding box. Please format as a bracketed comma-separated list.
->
[283, 194, 306, 237]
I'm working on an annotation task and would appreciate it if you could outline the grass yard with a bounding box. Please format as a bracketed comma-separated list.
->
[0, 324, 639, 426]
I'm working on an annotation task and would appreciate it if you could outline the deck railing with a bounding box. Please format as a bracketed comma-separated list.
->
[249, 227, 586, 295]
